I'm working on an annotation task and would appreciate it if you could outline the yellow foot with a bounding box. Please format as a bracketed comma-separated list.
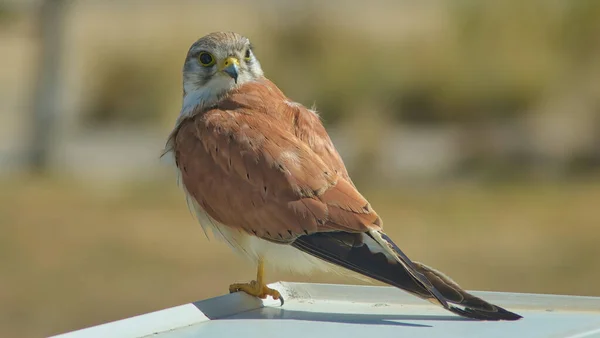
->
[229, 281, 283, 305]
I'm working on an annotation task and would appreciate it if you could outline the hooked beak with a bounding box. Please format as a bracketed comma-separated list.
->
[220, 57, 239, 83]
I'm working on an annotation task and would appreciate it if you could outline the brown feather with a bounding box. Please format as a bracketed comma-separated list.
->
[171, 78, 382, 243]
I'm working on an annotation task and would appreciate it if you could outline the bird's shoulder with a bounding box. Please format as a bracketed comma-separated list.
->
[222, 78, 352, 180]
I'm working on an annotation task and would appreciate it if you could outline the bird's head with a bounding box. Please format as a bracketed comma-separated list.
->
[180, 32, 264, 116]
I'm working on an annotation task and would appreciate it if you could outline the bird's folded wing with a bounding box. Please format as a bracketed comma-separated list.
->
[172, 101, 382, 243]
[260, 79, 354, 184]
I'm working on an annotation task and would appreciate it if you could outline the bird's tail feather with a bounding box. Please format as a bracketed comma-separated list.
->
[292, 230, 522, 321]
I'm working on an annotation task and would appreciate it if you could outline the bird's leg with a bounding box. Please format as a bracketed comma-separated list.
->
[229, 257, 282, 304]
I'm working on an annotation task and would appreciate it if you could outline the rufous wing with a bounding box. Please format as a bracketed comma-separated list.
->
[171, 79, 381, 243]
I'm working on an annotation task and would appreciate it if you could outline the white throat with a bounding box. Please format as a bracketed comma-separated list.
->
[165, 80, 230, 167]
[180, 89, 210, 118]
[179, 77, 232, 121]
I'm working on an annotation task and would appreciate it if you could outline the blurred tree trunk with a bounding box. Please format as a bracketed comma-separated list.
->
[27, 0, 67, 173]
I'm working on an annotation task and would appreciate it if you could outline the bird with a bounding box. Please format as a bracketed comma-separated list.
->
[163, 31, 523, 321]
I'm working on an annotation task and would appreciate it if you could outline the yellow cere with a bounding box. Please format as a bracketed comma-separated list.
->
[221, 57, 240, 70]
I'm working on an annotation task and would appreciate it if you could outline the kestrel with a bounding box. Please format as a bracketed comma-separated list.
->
[164, 31, 522, 321]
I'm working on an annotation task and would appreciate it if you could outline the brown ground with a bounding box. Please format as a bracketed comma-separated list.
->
[1, 176, 599, 337]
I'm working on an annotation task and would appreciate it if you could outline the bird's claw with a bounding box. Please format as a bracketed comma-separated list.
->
[229, 281, 284, 306]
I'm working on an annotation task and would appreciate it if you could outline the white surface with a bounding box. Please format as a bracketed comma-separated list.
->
[51, 282, 600, 338]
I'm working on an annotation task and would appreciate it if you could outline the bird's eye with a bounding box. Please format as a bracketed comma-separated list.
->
[244, 49, 252, 61]
[198, 52, 215, 67]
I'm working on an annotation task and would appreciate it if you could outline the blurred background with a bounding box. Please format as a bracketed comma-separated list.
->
[1, 0, 600, 336]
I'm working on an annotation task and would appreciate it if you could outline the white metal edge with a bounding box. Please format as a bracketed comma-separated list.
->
[50, 290, 285, 338]
[49, 303, 208, 338]
[276, 282, 600, 312]
[50, 282, 600, 338]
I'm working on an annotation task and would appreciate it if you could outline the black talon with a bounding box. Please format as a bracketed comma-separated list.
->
[278, 294, 285, 306]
